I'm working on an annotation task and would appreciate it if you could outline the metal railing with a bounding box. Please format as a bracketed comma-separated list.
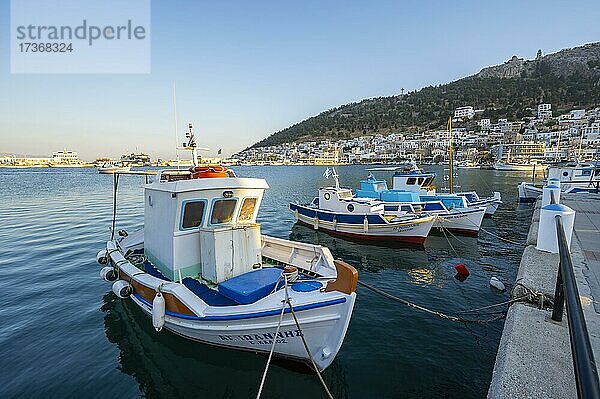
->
[551, 215, 600, 398]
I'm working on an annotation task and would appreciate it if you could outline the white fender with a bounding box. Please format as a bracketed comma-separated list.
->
[96, 249, 108, 265]
[314, 216, 319, 230]
[152, 292, 166, 332]
[363, 216, 369, 233]
[294, 209, 299, 222]
[100, 266, 117, 282]
[112, 280, 132, 298]
[333, 217, 337, 231]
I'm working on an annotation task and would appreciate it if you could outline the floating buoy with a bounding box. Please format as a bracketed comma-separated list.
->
[490, 277, 506, 291]
[96, 249, 108, 265]
[100, 266, 117, 282]
[112, 280, 132, 299]
[455, 263, 470, 276]
[152, 292, 166, 332]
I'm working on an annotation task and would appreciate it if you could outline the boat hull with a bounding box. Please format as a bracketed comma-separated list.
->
[433, 207, 485, 236]
[291, 204, 434, 244]
[518, 181, 600, 203]
[131, 291, 356, 371]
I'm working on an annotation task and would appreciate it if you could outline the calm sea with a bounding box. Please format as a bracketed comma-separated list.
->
[0, 165, 535, 398]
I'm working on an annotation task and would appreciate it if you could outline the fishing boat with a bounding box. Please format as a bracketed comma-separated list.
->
[517, 161, 600, 202]
[368, 166, 502, 216]
[355, 174, 486, 236]
[493, 160, 547, 171]
[98, 161, 131, 174]
[96, 123, 357, 371]
[289, 168, 435, 244]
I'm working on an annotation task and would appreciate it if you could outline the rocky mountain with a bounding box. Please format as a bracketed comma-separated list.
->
[250, 42, 600, 149]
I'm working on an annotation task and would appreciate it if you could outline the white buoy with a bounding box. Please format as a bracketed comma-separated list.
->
[96, 249, 108, 265]
[100, 266, 117, 282]
[152, 292, 166, 332]
[536, 203, 575, 253]
[112, 280, 132, 298]
[541, 184, 561, 207]
[490, 277, 506, 291]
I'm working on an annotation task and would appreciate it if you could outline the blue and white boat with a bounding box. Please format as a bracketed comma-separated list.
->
[518, 162, 600, 202]
[369, 166, 502, 216]
[289, 169, 435, 244]
[96, 125, 357, 371]
[355, 174, 486, 236]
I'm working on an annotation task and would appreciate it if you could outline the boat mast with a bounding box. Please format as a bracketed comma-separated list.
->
[173, 82, 180, 169]
[448, 117, 454, 194]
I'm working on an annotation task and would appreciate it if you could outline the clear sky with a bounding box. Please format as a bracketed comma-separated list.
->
[1, 0, 600, 161]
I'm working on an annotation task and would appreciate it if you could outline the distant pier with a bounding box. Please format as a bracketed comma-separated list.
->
[488, 194, 600, 398]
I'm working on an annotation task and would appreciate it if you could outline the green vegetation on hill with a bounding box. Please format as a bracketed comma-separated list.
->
[251, 43, 600, 148]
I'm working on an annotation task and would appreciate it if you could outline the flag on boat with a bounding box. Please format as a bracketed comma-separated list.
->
[323, 167, 332, 179]
[217, 149, 222, 155]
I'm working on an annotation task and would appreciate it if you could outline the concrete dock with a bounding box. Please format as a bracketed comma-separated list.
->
[488, 193, 600, 398]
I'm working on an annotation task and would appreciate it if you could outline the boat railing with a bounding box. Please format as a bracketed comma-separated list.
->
[550, 209, 600, 398]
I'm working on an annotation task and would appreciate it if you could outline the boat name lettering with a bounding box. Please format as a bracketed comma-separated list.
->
[218, 329, 303, 344]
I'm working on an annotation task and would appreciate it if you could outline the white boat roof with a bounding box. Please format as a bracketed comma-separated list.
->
[146, 175, 269, 193]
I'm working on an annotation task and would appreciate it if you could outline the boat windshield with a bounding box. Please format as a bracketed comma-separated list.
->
[338, 190, 352, 199]
[211, 199, 238, 224]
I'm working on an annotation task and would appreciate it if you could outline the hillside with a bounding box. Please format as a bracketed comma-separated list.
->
[251, 43, 600, 148]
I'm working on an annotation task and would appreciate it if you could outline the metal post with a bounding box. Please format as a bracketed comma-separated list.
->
[553, 215, 600, 398]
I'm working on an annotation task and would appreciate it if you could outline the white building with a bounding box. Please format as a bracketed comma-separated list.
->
[537, 103, 552, 119]
[52, 150, 80, 164]
[454, 106, 475, 119]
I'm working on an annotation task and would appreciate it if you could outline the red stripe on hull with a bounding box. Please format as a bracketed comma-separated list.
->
[295, 220, 427, 244]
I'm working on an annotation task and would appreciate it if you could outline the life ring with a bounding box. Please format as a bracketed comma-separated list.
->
[190, 165, 228, 178]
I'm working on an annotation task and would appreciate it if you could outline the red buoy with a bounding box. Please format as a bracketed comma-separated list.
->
[455, 263, 470, 276]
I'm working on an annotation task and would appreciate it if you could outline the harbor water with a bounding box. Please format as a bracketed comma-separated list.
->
[0, 165, 534, 398]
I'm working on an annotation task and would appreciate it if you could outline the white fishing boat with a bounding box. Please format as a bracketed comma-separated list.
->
[493, 160, 547, 171]
[289, 169, 435, 244]
[98, 161, 131, 174]
[517, 162, 600, 202]
[96, 124, 357, 371]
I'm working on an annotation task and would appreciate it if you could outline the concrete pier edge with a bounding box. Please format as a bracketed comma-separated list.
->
[488, 194, 600, 399]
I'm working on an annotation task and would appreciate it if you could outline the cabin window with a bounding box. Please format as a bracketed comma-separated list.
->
[406, 178, 416, 185]
[347, 204, 355, 212]
[417, 178, 424, 185]
[238, 197, 257, 222]
[181, 201, 206, 229]
[582, 170, 591, 176]
[375, 183, 386, 191]
[563, 171, 569, 177]
[423, 177, 433, 186]
[211, 199, 238, 224]
[338, 190, 352, 199]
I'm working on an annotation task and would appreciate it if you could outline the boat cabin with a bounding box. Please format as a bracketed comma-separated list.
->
[391, 169, 436, 195]
[547, 162, 600, 183]
[143, 169, 269, 282]
[316, 187, 384, 214]
[355, 176, 421, 202]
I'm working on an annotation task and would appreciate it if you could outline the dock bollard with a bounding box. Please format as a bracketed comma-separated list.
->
[536, 203, 575, 253]
[541, 183, 561, 207]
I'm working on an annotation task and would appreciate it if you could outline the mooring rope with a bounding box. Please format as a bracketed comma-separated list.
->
[357, 280, 506, 324]
[256, 285, 288, 399]
[256, 274, 334, 399]
[285, 284, 334, 399]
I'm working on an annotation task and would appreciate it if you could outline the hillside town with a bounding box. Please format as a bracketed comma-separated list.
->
[233, 104, 600, 166]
